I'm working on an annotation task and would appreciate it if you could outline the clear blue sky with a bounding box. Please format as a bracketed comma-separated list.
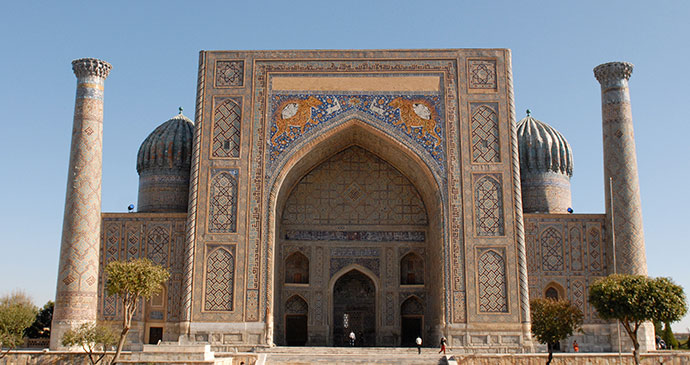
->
[2, 1, 689, 331]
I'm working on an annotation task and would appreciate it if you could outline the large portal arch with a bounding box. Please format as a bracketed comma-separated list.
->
[268, 119, 446, 346]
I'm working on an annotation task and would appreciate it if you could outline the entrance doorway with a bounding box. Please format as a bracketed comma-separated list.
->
[285, 315, 308, 346]
[401, 317, 422, 346]
[148, 327, 163, 344]
[333, 270, 376, 346]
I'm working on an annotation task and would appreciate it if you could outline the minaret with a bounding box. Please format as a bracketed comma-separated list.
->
[50, 58, 111, 350]
[593, 61, 647, 276]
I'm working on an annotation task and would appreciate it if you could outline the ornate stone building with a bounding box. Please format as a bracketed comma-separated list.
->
[51, 51, 651, 352]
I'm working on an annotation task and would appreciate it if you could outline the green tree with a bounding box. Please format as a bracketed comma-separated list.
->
[62, 322, 117, 365]
[105, 258, 169, 364]
[25, 301, 53, 338]
[661, 321, 678, 349]
[530, 298, 583, 365]
[0, 291, 38, 358]
[589, 274, 687, 365]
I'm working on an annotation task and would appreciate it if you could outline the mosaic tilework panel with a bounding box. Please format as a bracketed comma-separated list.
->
[477, 249, 508, 313]
[212, 98, 241, 158]
[214, 60, 244, 87]
[470, 103, 500, 163]
[330, 258, 380, 277]
[473, 174, 505, 236]
[204, 246, 235, 311]
[267, 94, 445, 170]
[468, 59, 497, 90]
[540, 226, 564, 272]
[208, 168, 239, 233]
[99, 216, 185, 323]
[282, 146, 428, 226]
[285, 295, 308, 315]
[284, 230, 425, 242]
[523, 214, 608, 324]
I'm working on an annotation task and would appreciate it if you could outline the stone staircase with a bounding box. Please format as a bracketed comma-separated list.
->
[227, 347, 456, 364]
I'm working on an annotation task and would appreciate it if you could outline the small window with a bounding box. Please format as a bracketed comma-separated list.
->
[400, 253, 424, 285]
[545, 287, 559, 300]
[285, 252, 309, 284]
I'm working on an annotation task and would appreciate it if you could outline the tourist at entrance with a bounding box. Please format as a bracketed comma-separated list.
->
[572, 340, 579, 352]
[416, 336, 422, 354]
[438, 336, 447, 354]
[349, 331, 356, 346]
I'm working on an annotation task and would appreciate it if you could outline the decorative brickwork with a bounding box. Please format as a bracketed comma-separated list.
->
[477, 249, 508, 313]
[285, 295, 308, 315]
[212, 98, 241, 158]
[474, 174, 504, 236]
[540, 227, 563, 272]
[471, 104, 500, 163]
[215, 60, 244, 87]
[204, 247, 235, 311]
[208, 169, 238, 233]
[468, 59, 497, 90]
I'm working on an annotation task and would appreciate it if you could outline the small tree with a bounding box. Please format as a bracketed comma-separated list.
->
[62, 322, 117, 365]
[106, 258, 169, 364]
[0, 291, 38, 358]
[25, 301, 53, 338]
[661, 321, 679, 349]
[589, 274, 687, 365]
[530, 298, 583, 365]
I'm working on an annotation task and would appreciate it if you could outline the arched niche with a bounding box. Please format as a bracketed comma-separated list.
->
[400, 252, 425, 285]
[285, 252, 309, 284]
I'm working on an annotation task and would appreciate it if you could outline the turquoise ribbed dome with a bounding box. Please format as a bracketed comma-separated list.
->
[137, 112, 194, 174]
[517, 113, 573, 177]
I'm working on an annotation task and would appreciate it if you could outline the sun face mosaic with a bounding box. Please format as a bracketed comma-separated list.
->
[266, 94, 446, 169]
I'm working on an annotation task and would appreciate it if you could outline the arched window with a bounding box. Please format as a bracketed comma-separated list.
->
[285, 252, 309, 284]
[400, 252, 424, 285]
[545, 287, 559, 300]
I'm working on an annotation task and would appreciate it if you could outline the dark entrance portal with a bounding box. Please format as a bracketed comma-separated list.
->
[285, 315, 308, 346]
[401, 317, 422, 346]
[333, 270, 376, 346]
[148, 327, 163, 344]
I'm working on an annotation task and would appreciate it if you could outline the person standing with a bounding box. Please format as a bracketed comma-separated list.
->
[415, 336, 422, 354]
[438, 336, 447, 354]
[349, 331, 356, 347]
[572, 340, 579, 352]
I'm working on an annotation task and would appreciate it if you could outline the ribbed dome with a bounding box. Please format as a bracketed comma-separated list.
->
[517, 113, 573, 177]
[137, 111, 194, 174]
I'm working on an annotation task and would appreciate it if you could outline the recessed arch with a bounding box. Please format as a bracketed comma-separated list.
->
[285, 251, 309, 284]
[329, 267, 378, 347]
[400, 252, 425, 285]
[268, 118, 447, 346]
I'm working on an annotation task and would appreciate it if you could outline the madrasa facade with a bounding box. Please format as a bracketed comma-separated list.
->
[50, 49, 652, 352]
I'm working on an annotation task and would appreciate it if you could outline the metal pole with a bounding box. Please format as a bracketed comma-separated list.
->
[610, 177, 622, 364]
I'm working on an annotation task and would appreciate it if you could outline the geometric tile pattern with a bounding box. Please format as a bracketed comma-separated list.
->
[215, 60, 244, 87]
[282, 146, 427, 226]
[477, 249, 508, 312]
[212, 98, 241, 158]
[208, 169, 238, 233]
[540, 227, 563, 272]
[474, 174, 504, 236]
[524, 215, 608, 324]
[204, 247, 235, 311]
[147, 224, 170, 266]
[569, 227, 583, 272]
[588, 227, 602, 272]
[468, 59, 497, 89]
[284, 295, 308, 315]
[471, 104, 500, 163]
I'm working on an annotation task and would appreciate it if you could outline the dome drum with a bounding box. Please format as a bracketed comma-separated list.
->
[521, 171, 572, 213]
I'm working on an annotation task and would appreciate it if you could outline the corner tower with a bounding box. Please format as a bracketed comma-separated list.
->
[51, 58, 111, 349]
[593, 62, 647, 275]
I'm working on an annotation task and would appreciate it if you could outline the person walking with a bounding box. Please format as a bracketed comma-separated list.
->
[415, 336, 422, 354]
[349, 331, 356, 347]
[438, 336, 447, 354]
